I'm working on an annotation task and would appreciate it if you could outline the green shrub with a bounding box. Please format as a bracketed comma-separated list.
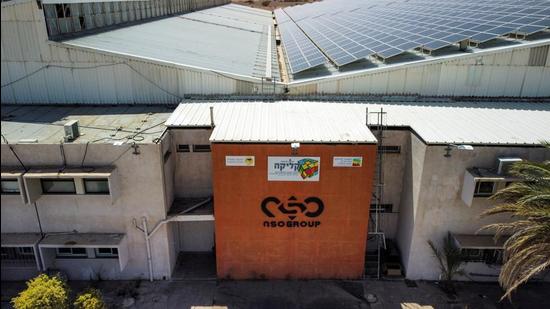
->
[11, 274, 69, 309]
[74, 288, 106, 309]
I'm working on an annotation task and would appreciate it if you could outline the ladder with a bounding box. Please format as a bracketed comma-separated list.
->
[365, 108, 387, 279]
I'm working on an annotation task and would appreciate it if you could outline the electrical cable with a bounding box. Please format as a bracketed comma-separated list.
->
[59, 143, 67, 171]
[80, 142, 89, 167]
[107, 145, 133, 166]
[1, 63, 184, 100]
[33, 202, 44, 237]
[1, 133, 27, 171]
[88, 120, 167, 144]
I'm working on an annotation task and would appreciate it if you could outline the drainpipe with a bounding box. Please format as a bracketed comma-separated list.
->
[141, 217, 154, 282]
[133, 197, 212, 281]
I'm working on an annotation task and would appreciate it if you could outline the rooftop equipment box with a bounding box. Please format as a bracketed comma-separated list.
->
[212, 143, 376, 279]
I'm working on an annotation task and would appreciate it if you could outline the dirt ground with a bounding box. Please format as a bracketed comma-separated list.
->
[2, 279, 549, 309]
[232, 0, 319, 11]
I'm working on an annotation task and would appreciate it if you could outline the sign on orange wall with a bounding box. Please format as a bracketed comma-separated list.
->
[212, 143, 377, 280]
[267, 156, 320, 181]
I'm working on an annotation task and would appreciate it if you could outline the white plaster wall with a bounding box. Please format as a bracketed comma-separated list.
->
[171, 129, 213, 197]
[174, 221, 215, 252]
[377, 130, 409, 239]
[395, 132, 426, 271]
[52, 258, 121, 281]
[161, 132, 176, 213]
[1, 141, 175, 280]
[403, 145, 550, 281]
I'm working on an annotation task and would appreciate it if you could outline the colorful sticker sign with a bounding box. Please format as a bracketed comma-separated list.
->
[333, 156, 363, 167]
[225, 156, 255, 166]
[268, 157, 320, 181]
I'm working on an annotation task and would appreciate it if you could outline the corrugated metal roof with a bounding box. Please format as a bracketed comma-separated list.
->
[61, 4, 277, 79]
[166, 101, 550, 145]
[166, 102, 378, 144]
[1, 105, 172, 144]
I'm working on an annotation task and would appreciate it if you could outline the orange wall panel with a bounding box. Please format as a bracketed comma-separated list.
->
[212, 143, 376, 279]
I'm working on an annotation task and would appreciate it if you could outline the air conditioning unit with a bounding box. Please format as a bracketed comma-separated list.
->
[497, 157, 522, 175]
[64, 120, 80, 142]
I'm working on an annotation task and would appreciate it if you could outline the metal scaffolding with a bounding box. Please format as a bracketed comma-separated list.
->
[365, 107, 387, 279]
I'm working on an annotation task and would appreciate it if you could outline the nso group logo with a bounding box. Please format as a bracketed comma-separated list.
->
[261, 196, 324, 228]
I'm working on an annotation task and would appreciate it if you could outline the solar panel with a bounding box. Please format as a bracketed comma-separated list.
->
[274, 0, 550, 69]
[275, 9, 327, 74]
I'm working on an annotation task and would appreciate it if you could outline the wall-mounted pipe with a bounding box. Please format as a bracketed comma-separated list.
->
[132, 196, 211, 281]
[210, 106, 215, 128]
[142, 217, 154, 282]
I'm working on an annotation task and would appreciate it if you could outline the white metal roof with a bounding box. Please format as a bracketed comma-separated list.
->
[166, 102, 378, 144]
[61, 4, 277, 79]
[166, 101, 550, 145]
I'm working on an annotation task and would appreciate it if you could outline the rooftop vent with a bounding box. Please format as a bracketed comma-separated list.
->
[64, 120, 80, 142]
[497, 157, 522, 175]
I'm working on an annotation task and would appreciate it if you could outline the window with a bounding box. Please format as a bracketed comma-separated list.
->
[55, 4, 71, 18]
[84, 178, 110, 194]
[17, 247, 34, 256]
[474, 181, 495, 197]
[483, 249, 504, 265]
[461, 249, 483, 262]
[56, 247, 87, 258]
[1, 179, 20, 194]
[1, 247, 35, 261]
[177, 144, 190, 153]
[192, 144, 211, 152]
[461, 248, 503, 265]
[41, 179, 76, 194]
[0, 247, 9, 258]
[378, 146, 401, 154]
[94, 248, 118, 258]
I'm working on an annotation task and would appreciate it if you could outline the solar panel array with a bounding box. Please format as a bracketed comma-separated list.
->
[275, 9, 327, 74]
[276, 0, 550, 70]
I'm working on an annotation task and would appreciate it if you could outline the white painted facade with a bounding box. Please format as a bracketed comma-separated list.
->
[1, 140, 177, 281]
[2, 105, 550, 282]
[394, 134, 550, 281]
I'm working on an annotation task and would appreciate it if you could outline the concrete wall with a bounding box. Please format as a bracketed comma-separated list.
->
[1, 141, 175, 280]
[173, 221, 215, 252]
[50, 256, 121, 281]
[376, 130, 409, 239]
[395, 132, 426, 272]
[400, 144, 550, 281]
[211, 143, 377, 279]
[171, 129, 213, 197]
[0, 265, 39, 281]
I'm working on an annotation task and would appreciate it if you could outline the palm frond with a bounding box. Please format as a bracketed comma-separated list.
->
[480, 155, 550, 300]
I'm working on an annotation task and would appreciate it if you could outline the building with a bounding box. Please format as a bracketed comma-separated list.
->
[1, 105, 179, 280]
[2, 0, 550, 282]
